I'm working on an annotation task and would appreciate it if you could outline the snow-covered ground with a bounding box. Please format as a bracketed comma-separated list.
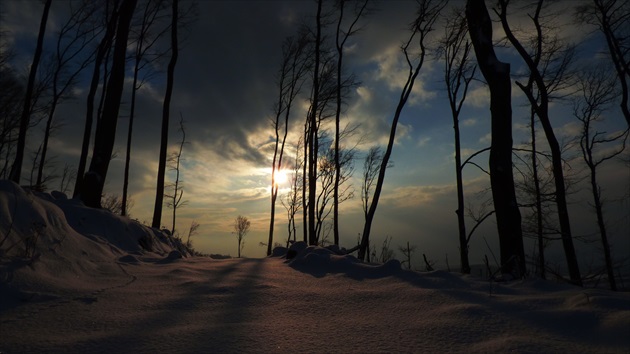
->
[1, 180, 630, 353]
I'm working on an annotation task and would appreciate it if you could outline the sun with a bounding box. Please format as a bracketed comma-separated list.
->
[274, 170, 288, 185]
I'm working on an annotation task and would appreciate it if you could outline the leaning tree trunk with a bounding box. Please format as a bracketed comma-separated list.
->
[9, 0, 52, 184]
[152, 0, 178, 228]
[466, 0, 526, 277]
[80, 0, 137, 208]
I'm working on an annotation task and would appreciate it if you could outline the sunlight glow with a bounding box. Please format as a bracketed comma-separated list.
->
[274, 170, 288, 185]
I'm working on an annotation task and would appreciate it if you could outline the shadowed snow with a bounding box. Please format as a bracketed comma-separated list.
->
[1, 180, 630, 353]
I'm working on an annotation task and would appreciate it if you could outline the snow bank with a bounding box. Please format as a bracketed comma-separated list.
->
[0, 180, 187, 298]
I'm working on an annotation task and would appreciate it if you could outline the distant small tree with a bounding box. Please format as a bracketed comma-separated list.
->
[186, 220, 200, 249]
[233, 215, 250, 258]
[398, 241, 417, 270]
[378, 236, 394, 263]
[102, 193, 134, 216]
[59, 163, 76, 195]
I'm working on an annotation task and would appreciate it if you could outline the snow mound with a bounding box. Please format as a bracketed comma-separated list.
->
[288, 244, 407, 279]
[0, 180, 187, 298]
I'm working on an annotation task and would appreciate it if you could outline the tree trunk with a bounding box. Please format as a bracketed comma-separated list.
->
[592, 0, 630, 126]
[589, 166, 616, 290]
[497, 0, 581, 285]
[307, 0, 323, 246]
[74, 4, 118, 198]
[531, 108, 545, 279]
[152, 0, 179, 228]
[466, 0, 526, 277]
[80, 0, 137, 208]
[9, 0, 52, 184]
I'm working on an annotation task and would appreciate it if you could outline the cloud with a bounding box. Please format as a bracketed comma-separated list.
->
[479, 133, 491, 144]
[462, 118, 477, 127]
[465, 85, 490, 108]
[382, 184, 454, 209]
[416, 136, 431, 148]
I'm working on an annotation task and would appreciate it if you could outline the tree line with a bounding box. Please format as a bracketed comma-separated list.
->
[264, 0, 629, 290]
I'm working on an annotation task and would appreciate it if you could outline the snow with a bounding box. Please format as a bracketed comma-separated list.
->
[1, 180, 630, 353]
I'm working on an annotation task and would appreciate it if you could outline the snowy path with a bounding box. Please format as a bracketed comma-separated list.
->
[1, 256, 629, 353]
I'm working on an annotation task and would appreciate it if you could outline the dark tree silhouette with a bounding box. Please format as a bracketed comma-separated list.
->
[307, 0, 323, 245]
[234, 215, 250, 258]
[576, 0, 630, 126]
[122, 0, 171, 216]
[152, 0, 179, 228]
[0, 61, 25, 178]
[74, 1, 119, 198]
[574, 68, 628, 290]
[466, 0, 526, 277]
[359, 0, 446, 261]
[9, 0, 52, 184]
[36, 2, 100, 189]
[80, 0, 138, 208]
[281, 139, 304, 247]
[497, 0, 580, 284]
[268, 33, 309, 255]
[165, 114, 188, 236]
[437, 7, 476, 274]
[333, 0, 369, 246]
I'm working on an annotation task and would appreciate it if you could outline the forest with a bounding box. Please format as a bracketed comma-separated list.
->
[1, 0, 629, 291]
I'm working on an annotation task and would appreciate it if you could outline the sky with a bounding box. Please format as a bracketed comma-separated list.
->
[1, 0, 628, 269]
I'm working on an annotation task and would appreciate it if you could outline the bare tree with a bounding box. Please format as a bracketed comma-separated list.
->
[234, 215, 251, 258]
[314, 140, 354, 244]
[186, 219, 200, 248]
[307, 0, 324, 246]
[437, 6, 476, 274]
[398, 241, 417, 270]
[35, 1, 100, 189]
[377, 236, 394, 263]
[496, 0, 581, 284]
[281, 139, 304, 247]
[74, 1, 119, 198]
[359, 0, 447, 261]
[332, 0, 369, 246]
[58, 163, 76, 195]
[574, 67, 629, 290]
[360, 145, 382, 260]
[515, 113, 555, 279]
[576, 0, 630, 126]
[466, 0, 526, 277]
[122, 0, 171, 216]
[0, 64, 25, 178]
[152, 0, 179, 228]
[361, 146, 382, 220]
[9, 0, 52, 184]
[268, 33, 310, 255]
[79, 0, 138, 208]
[165, 114, 188, 235]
